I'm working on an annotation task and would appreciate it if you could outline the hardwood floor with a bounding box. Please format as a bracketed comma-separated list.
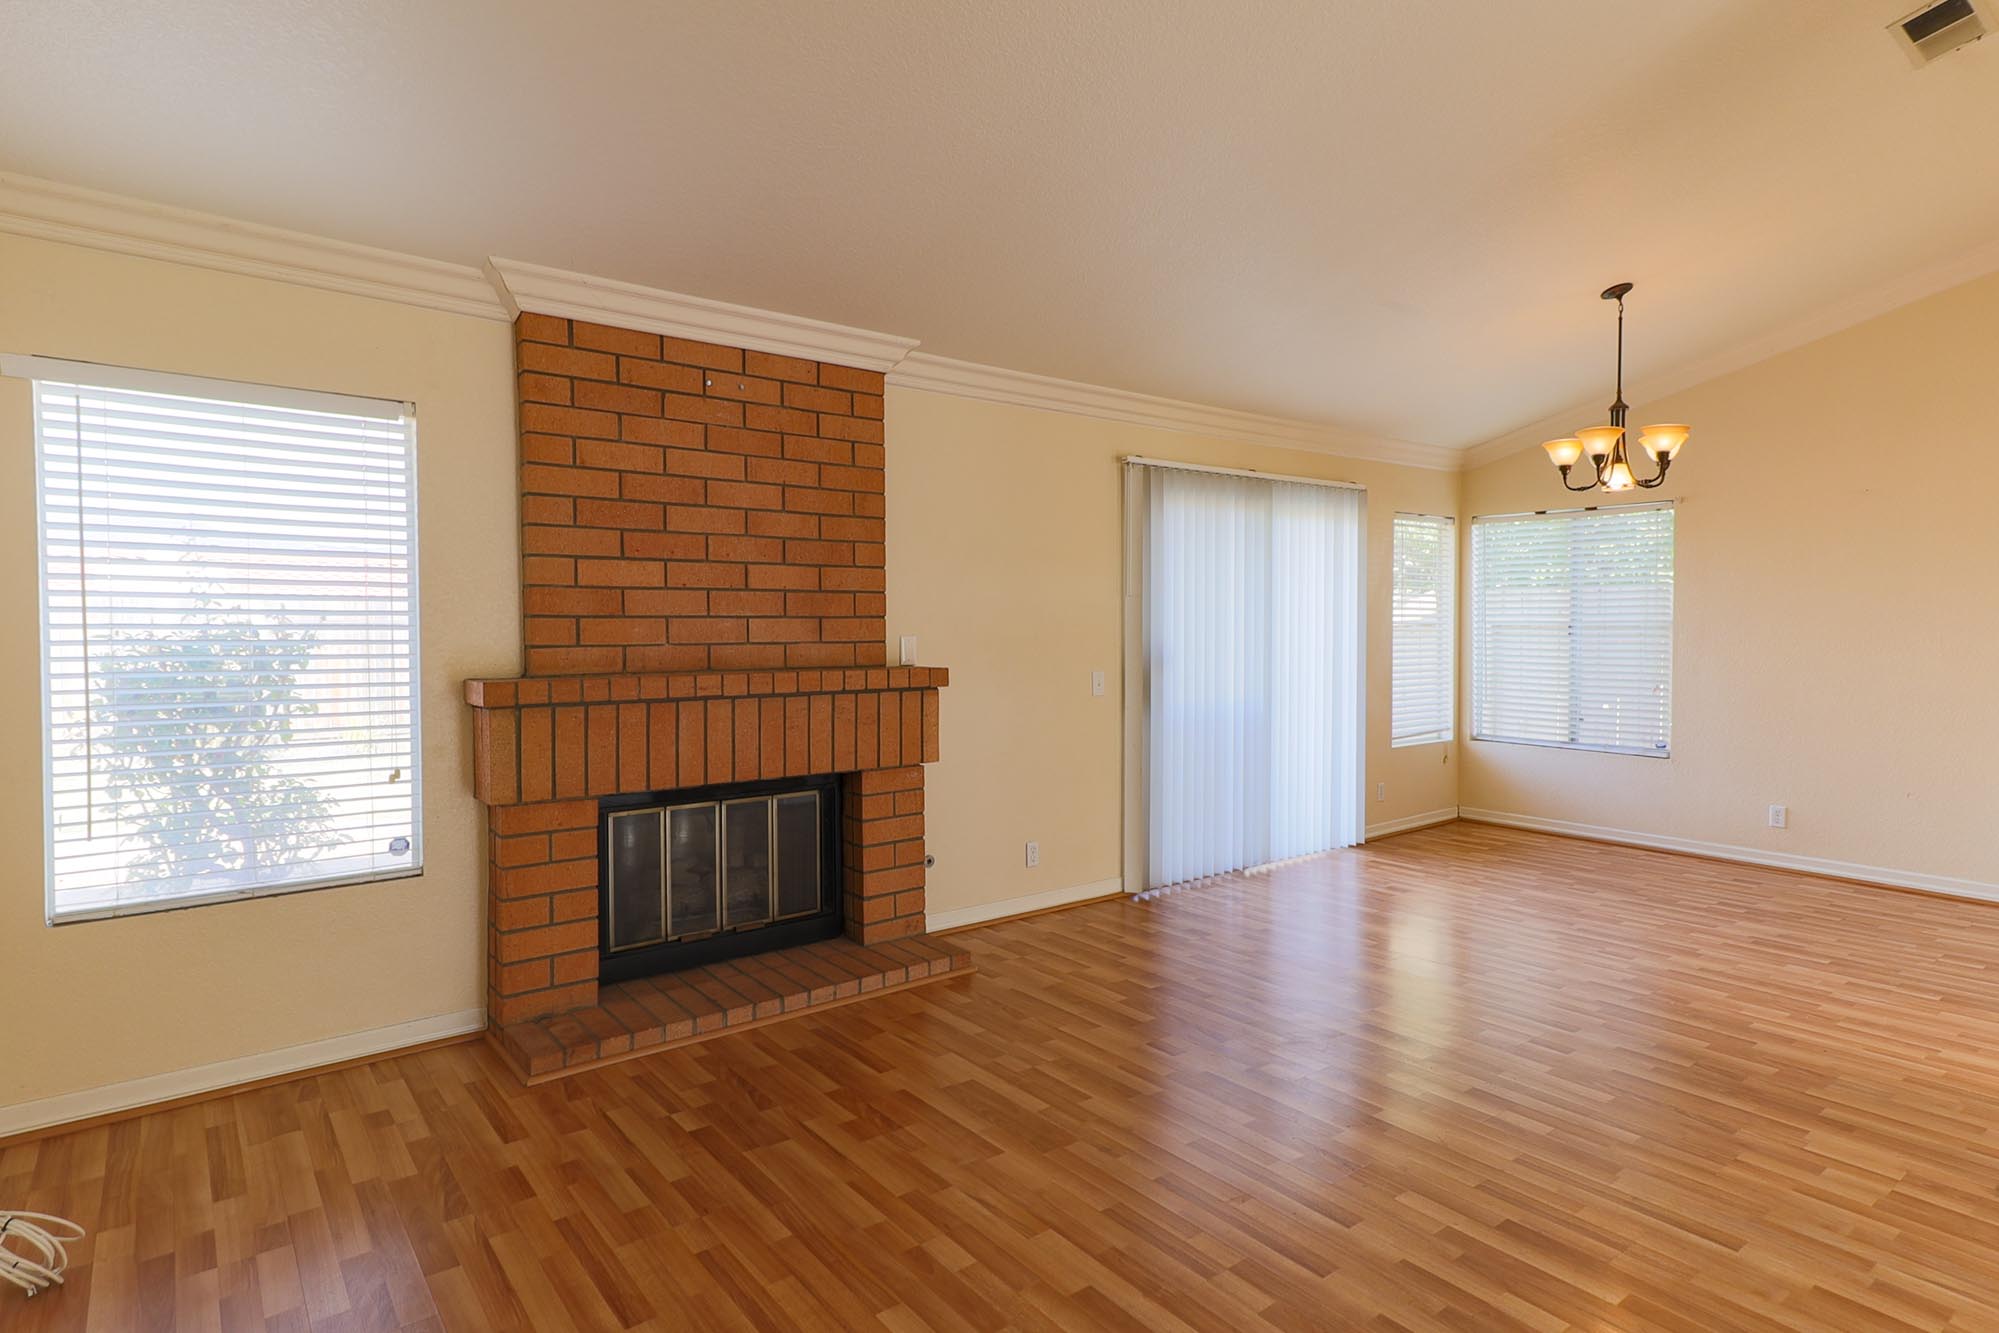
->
[10, 821, 1999, 1330]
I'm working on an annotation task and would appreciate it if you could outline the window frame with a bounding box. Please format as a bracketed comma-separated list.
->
[1468, 502, 1675, 759]
[10, 356, 425, 925]
[1389, 511, 1456, 748]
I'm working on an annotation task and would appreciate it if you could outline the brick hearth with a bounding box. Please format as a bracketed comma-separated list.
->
[493, 933, 973, 1081]
[467, 312, 960, 1077]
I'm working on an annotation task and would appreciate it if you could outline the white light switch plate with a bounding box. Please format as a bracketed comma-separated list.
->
[898, 634, 917, 665]
[1091, 670, 1105, 696]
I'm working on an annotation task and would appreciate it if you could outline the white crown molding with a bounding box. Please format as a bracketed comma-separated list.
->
[484, 257, 921, 373]
[0, 1008, 485, 1139]
[12, 168, 1999, 475]
[1462, 234, 1999, 471]
[0, 170, 1460, 459]
[485, 263, 1464, 465]
[0, 171, 507, 320]
[1458, 808, 1999, 906]
[890, 352, 1463, 471]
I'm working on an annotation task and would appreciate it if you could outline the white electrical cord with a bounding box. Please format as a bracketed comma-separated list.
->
[0, 1212, 84, 1298]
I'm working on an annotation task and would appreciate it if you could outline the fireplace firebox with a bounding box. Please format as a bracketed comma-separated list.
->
[597, 774, 843, 983]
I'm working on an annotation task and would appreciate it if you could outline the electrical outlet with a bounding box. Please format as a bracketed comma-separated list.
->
[1024, 840, 1040, 868]
[1376, 782, 1386, 803]
[1768, 804, 1788, 829]
[1091, 670, 1105, 696]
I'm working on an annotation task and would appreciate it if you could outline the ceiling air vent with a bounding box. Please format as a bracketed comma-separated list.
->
[1891, 0, 1992, 64]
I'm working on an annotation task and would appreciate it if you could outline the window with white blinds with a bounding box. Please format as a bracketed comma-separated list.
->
[20, 359, 422, 923]
[1470, 503, 1674, 756]
[1390, 513, 1455, 746]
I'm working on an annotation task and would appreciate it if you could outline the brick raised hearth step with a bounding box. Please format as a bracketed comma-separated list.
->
[490, 933, 974, 1080]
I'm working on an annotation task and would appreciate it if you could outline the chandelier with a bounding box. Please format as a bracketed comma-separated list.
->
[1541, 283, 1688, 491]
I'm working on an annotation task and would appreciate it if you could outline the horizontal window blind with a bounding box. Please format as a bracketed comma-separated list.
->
[1470, 504, 1673, 756]
[1390, 513, 1455, 746]
[32, 369, 421, 922]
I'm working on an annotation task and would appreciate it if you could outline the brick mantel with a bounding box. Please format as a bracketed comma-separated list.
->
[466, 666, 946, 805]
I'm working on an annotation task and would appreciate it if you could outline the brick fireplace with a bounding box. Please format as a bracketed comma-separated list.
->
[466, 313, 965, 1079]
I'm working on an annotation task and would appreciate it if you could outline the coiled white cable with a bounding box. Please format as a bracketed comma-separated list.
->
[0, 1211, 84, 1298]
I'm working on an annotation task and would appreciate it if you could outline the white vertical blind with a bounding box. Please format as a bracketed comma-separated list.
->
[1390, 513, 1455, 746]
[30, 366, 422, 922]
[1470, 503, 1674, 756]
[1138, 464, 1364, 888]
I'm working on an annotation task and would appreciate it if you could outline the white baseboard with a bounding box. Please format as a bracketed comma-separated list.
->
[927, 877, 1125, 933]
[0, 1008, 487, 1139]
[1458, 808, 1999, 905]
[1366, 806, 1460, 840]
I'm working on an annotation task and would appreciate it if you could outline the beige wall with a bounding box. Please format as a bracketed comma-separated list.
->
[1, 231, 1460, 1115]
[0, 233, 519, 1113]
[19, 210, 1991, 1118]
[886, 388, 1460, 918]
[1460, 269, 1999, 889]
[15, 217, 1993, 1116]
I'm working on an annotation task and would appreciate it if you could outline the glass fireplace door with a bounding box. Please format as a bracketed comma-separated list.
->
[605, 783, 828, 960]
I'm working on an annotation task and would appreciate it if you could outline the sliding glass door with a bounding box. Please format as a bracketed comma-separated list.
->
[1129, 462, 1365, 889]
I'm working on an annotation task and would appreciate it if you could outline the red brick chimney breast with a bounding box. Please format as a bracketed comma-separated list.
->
[463, 314, 946, 1048]
[513, 314, 888, 675]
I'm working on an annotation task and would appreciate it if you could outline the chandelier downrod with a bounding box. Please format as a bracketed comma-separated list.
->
[1606, 281, 1629, 430]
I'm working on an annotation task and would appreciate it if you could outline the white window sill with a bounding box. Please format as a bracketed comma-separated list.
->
[1470, 735, 1671, 760]
[48, 864, 424, 926]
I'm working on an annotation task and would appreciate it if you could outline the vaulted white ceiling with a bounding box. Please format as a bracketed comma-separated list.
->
[4, 1, 1997, 449]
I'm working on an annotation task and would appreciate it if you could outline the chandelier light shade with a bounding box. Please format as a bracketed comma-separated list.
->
[1542, 436, 1585, 467]
[1541, 283, 1688, 492]
[1575, 426, 1624, 460]
[1639, 423, 1690, 460]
